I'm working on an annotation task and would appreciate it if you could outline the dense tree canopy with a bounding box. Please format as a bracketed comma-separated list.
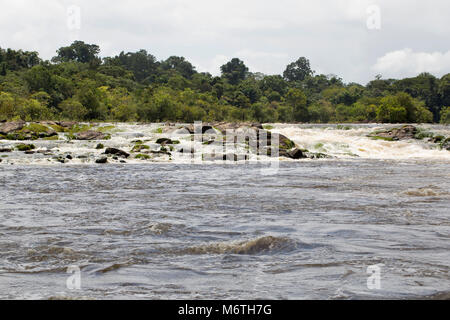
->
[0, 41, 449, 124]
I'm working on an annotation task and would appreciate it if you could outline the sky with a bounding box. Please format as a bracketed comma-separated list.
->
[0, 0, 449, 84]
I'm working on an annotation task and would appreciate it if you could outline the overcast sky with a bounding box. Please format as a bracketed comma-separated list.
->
[0, 0, 449, 84]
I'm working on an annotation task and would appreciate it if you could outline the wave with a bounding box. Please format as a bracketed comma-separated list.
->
[401, 186, 447, 197]
[169, 236, 298, 256]
[274, 124, 450, 160]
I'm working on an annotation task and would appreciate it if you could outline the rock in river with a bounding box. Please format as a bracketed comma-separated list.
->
[369, 125, 417, 141]
[75, 130, 106, 140]
[0, 121, 26, 135]
[104, 147, 130, 158]
[95, 157, 108, 164]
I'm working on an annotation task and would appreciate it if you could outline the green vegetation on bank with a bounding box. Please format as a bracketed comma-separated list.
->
[1, 41, 449, 124]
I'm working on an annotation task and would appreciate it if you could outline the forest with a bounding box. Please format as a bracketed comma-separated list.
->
[1, 41, 449, 124]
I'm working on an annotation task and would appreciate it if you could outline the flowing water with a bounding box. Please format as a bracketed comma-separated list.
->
[0, 124, 449, 299]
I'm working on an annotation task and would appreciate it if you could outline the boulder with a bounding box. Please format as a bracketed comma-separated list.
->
[255, 130, 295, 150]
[0, 121, 26, 135]
[95, 157, 108, 164]
[0, 148, 12, 153]
[75, 131, 106, 140]
[104, 147, 130, 158]
[287, 148, 307, 159]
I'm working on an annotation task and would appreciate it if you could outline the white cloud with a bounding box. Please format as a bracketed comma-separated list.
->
[372, 49, 450, 78]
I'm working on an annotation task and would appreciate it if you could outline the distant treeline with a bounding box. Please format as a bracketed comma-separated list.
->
[0, 41, 449, 124]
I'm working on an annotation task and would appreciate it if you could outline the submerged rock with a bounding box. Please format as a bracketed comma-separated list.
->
[0, 148, 12, 153]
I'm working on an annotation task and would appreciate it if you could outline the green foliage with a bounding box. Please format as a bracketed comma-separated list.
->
[0, 42, 448, 124]
[52, 41, 100, 65]
[0, 91, 15, 119]
[283, 57, 314, 82]
[440, 107, 450, 124]
[60, 98, 88, 121]
[221, 58, 248, 85]
[16, 99, 53, 121]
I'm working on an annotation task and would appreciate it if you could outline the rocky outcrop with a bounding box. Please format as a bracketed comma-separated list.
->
[368, 125, 449, 151]
[74, 130, 106, 140]
[0, 122, 57, 140]
[369, 125, 417, 141]
[21, 124, 57, 139]
[213, 122, 263, 134]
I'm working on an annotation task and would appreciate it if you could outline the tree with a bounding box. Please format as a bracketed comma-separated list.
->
[16, 99, 53, 121]
[283, 57, 314, 82]
[220, 58, 248, 85]
[0, 47, 40, 71]
[259, 75, 287, 96]
[0, 62, 6, 76]
[24, 65, 53, 93]
[308, 100, 334, 123]
[286, 88, 308, 121]
[0, 91, 15, 119]
[440, 106, 450, 124]
[60, 98, 88, 120]
[161, 56, 196, 79]
[75, 81, 107, 120]
[105, 50, 159, 83]
[238, 78, 262, 104]
[52, 41, 100, 64]
[439, 74, 450, 106]
[377, 95, 408, 123]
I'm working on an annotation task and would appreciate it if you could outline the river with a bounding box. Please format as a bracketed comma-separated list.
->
[0, 124, 449, 299]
